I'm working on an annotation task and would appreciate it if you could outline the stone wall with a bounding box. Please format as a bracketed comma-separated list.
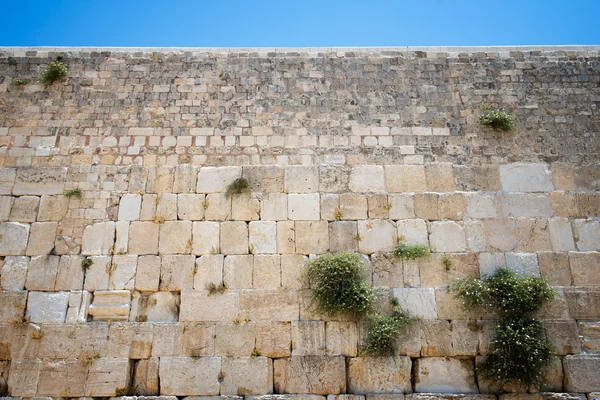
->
[0, 46, 599, 399]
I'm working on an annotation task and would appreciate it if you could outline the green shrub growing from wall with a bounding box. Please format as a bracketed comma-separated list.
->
[479, 104, 516, 131]
[39, 59, 69, 86]
[362, 309, 412, 355]
[451, 268, 556, 387]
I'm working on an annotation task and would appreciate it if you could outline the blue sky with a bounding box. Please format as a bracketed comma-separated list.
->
[2, 0, 599, 47]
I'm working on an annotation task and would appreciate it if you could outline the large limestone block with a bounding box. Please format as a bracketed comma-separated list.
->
[132, 357, 160, 395]
[37, 358, 88, 396]
[573, 219, 600, 251]
[369, 194, 390, 219]
[82, 222, 115, 256]
[326, 321, 358, 356]
[221, 357, 274, 395]
[465, 220, 486, 252]
[500, 193, 553, 217]
[564, 287, 600, 319]
[205, 193, 232, 220]
[393, 288, 437, 319]
[296, 221, 329, 254]
[87, 290, 130, 321]
[178, 193, 205, 220]
[483, 219, 517, 252]
[83, 255, 111, 291]
[129, 221, 159, 255]
[182, 322, 215, 357]
[516, 218, 551, 252]
[109, 254, 137, 290]
[152, 323, 184, 356]
[160, 221, 192, 254]
[174, 164, 198, 193]
[548, 218, 576, 251]
[9, 195, 39, 222]
[232, 194, 260, 221]
[0, 196, 13, 221]
[0, 168, 16, 195]
[147, 165, 175, 194]
[274, 356, 346, 394]
[256, 321, 292, 358]
[37, 194, 68, 221]
[358, 220, 396, 254]
[13, 167, 67, 195]
[348, 357, 412, 394]
[564, 355, 600, 392]
[278, 221, 296, 254]
[321, 193, 339, 221]
[538, 252, 571, 285]
[281, 254, 308, 290]
[25, 255, 59, 290]
[435, 288, 478, 320]
[329, 221, 359, 253]
[195, 254, 224, 289]
[254, 255, 281, 289]
[288, 193, 320, 220]
[429, 221, 466, 252]
[414, 193, 439, 220]
[350, 166, 386, 193]
[438, 193, 466, 220]
[26, 291, 69, 323]
[160, 255, 195, 290]
[320, 165, 350, 193]
[451, 320, 480, 356]
[26, 222, 58, 255]
[239, 290, 299, 321]
[243, 165, 285, 193]
[0, 291, 27, 322]
[215, 323, 257, 356]
[139, 193, 157, 220]
[499, 163, 554, 192]
[397, 219, 428, 246]
[0, 222, 30, 256]
[193, 221, 220, 255]
[569, 252, 600, 286]
[159, 356, 221, 395]
[339, 193, 368, 220]
[115, 220, 129, 254]
[180, 289, 239, 322]
[425, 163, 455, 192]
[292, 321, 326, 356]
[285, 166, 319, 193]
[135, 255, 161, 291]
[118, 193, 142, 221]
[545, 320, 581, 355]
[7, 358, 42, 396]
[414, 357, 477, 393]
[1, 255, 28, 290]
[221, 221, 249, 254]
[250, 221, 277, 254]
[388, 194, 415, 219]
[385, 165, 426, 193]
[156, 193, 178, 221]
[466, 193, 498, 218]
[261, 193, 288, 221]
[197, 166, 242, 193]
[224, 255, 253, 289]
[421, 320, 452, 356]
[505, 252, 539, 276]
[131, 291, 180, 322]
[85, 357, 131, 396]
[372, 253, 403, 288]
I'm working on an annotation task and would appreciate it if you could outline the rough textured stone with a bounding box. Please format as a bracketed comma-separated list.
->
[288, 194, 320, 220]
[25, 222, 58, 255]
[292, 321, 326, 356]
[358, 219, 395, 254]
[393, 288, 437, 319]
[348, 357, 412, 394]
[232, 194, 260, 221]
[296, 221, 329, 254]
[262, 193, 288, 221]
[160, 255, 195, 290]
[26, 291, 69, 323]
[484, 219, 517, 252]
[499, 163, 554, 192]
[388, 194, 415, 220]
[37, 195, 68, 221]
[221, 357, 274, 395]
[25, 255, 59, 290]
[429, 221, 466, 252]
[564, 355, 600, 392]
[285, 166, 319, 193]
[221, 221, 249, 254]
[573, 219, 600, 251]
[9, 195, 39, 223]
[194, 254, 224, 290]
[118, 193, 142, 221]
[159, 221, 192, 254]
[0, 222, 30, 256]
[329, 221, 359, 253]
[129, 221, 159, 255]
[254, 254, 281, 289]
[82, 221, 115, 256]
[135, 254, 161, 291]
[1, 255, 28, 291]
[274, 356, 346, 394]
[500, 193, 553, 217]
[159, 357, 220, 395]
[197, 166, 242, 193]
[350, 166, 386, 193]
[132, 357, 160, 395]
[88, 290, 130, 321]
[569, 251, 600, 286]
[13, 167, 67, 195]
[180, 289, 239, 322]
[372, 253, 403, 288]
[250, 221, 277, 254]
[414, 357, 478, 393]
[386, 165, 426, 192]
[178, 193, 205, 220]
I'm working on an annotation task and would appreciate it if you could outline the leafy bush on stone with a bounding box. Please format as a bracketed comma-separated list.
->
[478, 104, 516, 131]
[39, 60, 69, 86]
[392, 242, 429, 260]
[362, 310, 412, 355]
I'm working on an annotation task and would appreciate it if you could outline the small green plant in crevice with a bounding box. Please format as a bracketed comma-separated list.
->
[441, 255, 453, 271]
[11, 315, 30, 329]
[225, 177, 251, 198]
[451, 268, 556, 387]
[64, 188, 82, 199]
[81, 257, 93, 274]
[362, 309, 412, 355]
[250, 347, 262, 358]
[333, 207, 343, 220]
[12, 79, 30, 86]
[392, 241, 430, 260]
[206, 282, 227, 296]
[305, 252, 376, 316]
[39, 58, 69, 87]
[478, 104, 516, 131]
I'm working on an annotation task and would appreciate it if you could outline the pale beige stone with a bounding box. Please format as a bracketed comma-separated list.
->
[499, 163, 554, 192]
[438, 193, 466, 220]
[242, 165, 284, 193]
[197, 166, 242, 193]
[182, 322, 215, 357]
[239, 290, 299, 321]
[421, 320, 452, 356]
[0, 222, 30, 256]
[37, 195, 68, 221]
[339, 193, 368, 220]
[37, 358, 88, 396]
[393, 288, 437, 319]
[26, 291, 69, 323]
[159, 356, 221, 395]
[9, 195, 39, 222]
[500, 193, 553, 217]
[139, 193, 157, 220]
[397, 219, 428, 246]
[564, 355, 600, 392]
[82, 221, 115, 256]
[129, 221, 159, 255]
[573, 219, 600, 251]
[321, 193, 339, 221]
[133, 291, 180, 322]
[132, 357, 159, 395]
[414, 357, 477, 393]
[118, 193, 141, 221]
[180, 289, 239, 322]
[25, 222, 57, 255]
[292, 321, 326, 356]
[538, 252, 571, 285]
[484, 219, 517, 252]
[273, 356, 346, 394]
[465, 220, 486, 252]
[221, 221, 249, 254]
[109, 254, 137, 290]
[296, 221, 329, 254]
[281, 253, 308, 290]
[87, 290, 130, 321]
[192, 221, 220, 255]
[256, 321, 292, 358]
[221, 357, 274, 395]
[320, 165, 350, 193]
[425, 163, 455, 192]
[8, 358, 42, 397]
[326, 321, 358, 356]
[83, 255, 111, 291]
[0, 195, 13, 221]
[224, 255, 253, 289]
[451, 320, 479, 355]
[372, 253, 403, 288]
[0, 168, 16, 196]
[261, 193, 288, 220]
[388, 194, 415, 219]
[358, 220, 396, 254]
[250, 221, 277, 254]
[26, 255, 59, 290]
[194, 254, 224, 289]
[368, 194, 389, 219]
[466, 193, 498, 218]
[13, 167, 67, 195]
[160, 255, 195, 290]
[1, 255, 28, 291]
[178, 193, 205, 220]
[136, 255, 161, 291]
[385, 165, 426, 192]
[204, 193, 231, 220]
[288, 193, 320, 220]
[174, 164, 198, 193]
[114, 220, 129, 254]
[569, 252, 600, 286]
[285, 166, 319, 193]
[159, 221, 192, 254]
[429, 221, 466, 252]
[156, 193, 178, 221]
[215, 323, 257, 356]
[329, 221, 359, 252]
[348, 357, 412, 394]
[232, 194, 260, 221]
[414, 193, 439, 220]
[350, 165, 386, 193]
[277, 221, 296, 254]
[549, 217, 576, 251]
[254, 254, 281, 289]
[516, 218, 551, 252]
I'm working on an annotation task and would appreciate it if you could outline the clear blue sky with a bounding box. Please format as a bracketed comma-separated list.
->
[2, 0, 599, 47]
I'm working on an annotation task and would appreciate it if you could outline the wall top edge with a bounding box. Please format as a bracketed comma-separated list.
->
[1, 45, 600, 57]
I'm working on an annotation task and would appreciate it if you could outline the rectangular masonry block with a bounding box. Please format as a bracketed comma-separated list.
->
[159, 356, 221, 395]
[348, 357, 412, 394]
[274, 356, 346, 394]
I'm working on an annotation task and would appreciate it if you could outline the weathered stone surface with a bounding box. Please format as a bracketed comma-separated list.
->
[254, 254, 281, 289]
[414, 193, 439, 220]
[538, 252, 571, 285]
[1, 255, 28, 290]
[368, 194, 389, 219]
[204, 193, 231, 220]
[118, 193, 142, 221]
[414, 357, 477, 393]
[243, 165, 284, 193]
[278, 221, 296, 254]
[129, 221, 159, 255]
[429, 221, 466, 252]
[114, 220, 129, 254]
[85, 357, 131, 396]
[372, 253, 403, 288]
[569, 252, 600, 286]
[564, 355, 600, 392]
[194, 254, 224, 289]
[224, 255, 253, 289]
[329, 221, 359, 253]
[285, 166, 319, 193]
[221, 221, 249, 254]
[174, 164, 198, 193]
[88, 290, 130, 321]
[339, 193, 368, 220]
[160, 255, 195, 290]
[545, 320, 581, 354]
[37, 358, 88, 396]
[505, 252, 539, 276]
[232, 194, 260, 221]
[388, 194, 415, 219]
[320, 165, 350, 193]
[499, 163, 554, 192]
[250, 221, 277, 254]
[110, 254, 137, 290]
[438, 193, 466, 220]
[564, 287, 600, 319]
[0, 196, 13, 221]
[132, 357, 160, 395]
[466, 193, 498, 218]
[0, 168, 16, 195]
[262, 193, 288, 221]
[221, 357, 274, 395]
[515, 218, 550, 252]
[0, 222, 30, 256]
[82, 221, 115, 256]
[25, 255, 59, 290]
[483, 219, 517, 252]
[288, 193, 320, 220]
[281, 254, 307, 290]
[215, 323, 256, 356]
[421, 320, 452, 356]
[192, 221, 220, 255]
[274, 356, 346, 394]
[348, 357, 412, 394]
[358, 220, 395, 254]
[256, 321, 292, 358]
[26, 291, 69, 323]
[180, 289, 239, 322]
[7, 358, 42, 396]
[9, 195, 39, 223]
[132, 291, 180, 322]
[25, 222, 57, 255]
[0, 291, 27, 322]
[37, 195, 68, 221]
[159, 221, 192, 254]
[548, 218, 576, 251]
[573, 219, 600, 251]
[177, 193, 205, 220]
[83, 255, 111, 291]
[350, 166, 385, 193]
[325, 321, 358, 356]
[239, 290, 299, 321]
[393, 288, 437, 319]
[292, 321, 326, 356]
[197, 166, 242, 193]
[13, 167, 67, 195]
[500, 193, 553, 217]
[425, 163, 455, 192]
[296, 221, 329, 254]
[385, 165, 426, 192]
[160, 356, 221, 395]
